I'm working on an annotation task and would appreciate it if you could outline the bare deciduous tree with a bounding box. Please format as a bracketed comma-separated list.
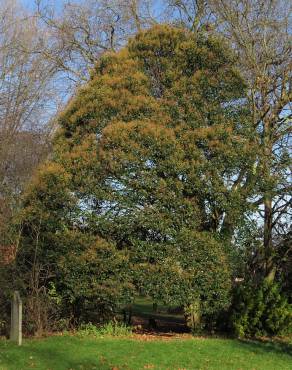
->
[0, 0, 55, 239]
[208, 0, 292, 279]
[34, 0, 157, 85]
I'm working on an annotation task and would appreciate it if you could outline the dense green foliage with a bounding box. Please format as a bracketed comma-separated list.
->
[6, 25, 258, 334]
[0, 0, 290, 347]
[230, 280, 292, 337]
[10, 164, 132, 333]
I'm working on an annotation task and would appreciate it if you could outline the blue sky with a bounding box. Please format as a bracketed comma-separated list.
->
[20, 0, 43, 11]
[20, 0, 165, 15]
[20, 0, 63, 12]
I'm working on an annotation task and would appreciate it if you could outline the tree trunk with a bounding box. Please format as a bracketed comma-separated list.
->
[263, 118, 275, 282]
[220, 213, 234, 244]
[264, 196, 276, 282]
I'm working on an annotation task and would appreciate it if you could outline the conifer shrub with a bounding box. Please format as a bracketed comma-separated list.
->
[230, 279, 292, 337]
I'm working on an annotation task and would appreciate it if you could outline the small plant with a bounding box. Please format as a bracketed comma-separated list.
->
[77, 321, 132, 338]
[99, 321, 132, 336]
[76, 323, 100, 337]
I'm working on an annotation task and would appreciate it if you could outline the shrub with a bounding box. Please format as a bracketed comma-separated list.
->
[230, 279, 292, 337]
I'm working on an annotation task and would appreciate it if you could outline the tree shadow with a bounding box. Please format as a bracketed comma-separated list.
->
[237, 337, 292, 357]
[1, 344, 113, 370]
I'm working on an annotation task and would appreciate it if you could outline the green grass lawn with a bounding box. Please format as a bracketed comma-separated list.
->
[131, 297, 183, 318]
[0, 335, 291, 370]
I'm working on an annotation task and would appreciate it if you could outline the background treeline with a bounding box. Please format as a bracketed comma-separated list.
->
[0, 0, 291, 338]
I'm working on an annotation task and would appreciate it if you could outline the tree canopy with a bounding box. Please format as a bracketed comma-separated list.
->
[9, 25, 259, 333]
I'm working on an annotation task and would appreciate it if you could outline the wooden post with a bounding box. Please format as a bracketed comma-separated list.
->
[10, 291, 22, 345]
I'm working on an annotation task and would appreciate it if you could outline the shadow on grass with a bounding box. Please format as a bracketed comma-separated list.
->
[237, 337, 292, 357]
[0, 341, 113, 370]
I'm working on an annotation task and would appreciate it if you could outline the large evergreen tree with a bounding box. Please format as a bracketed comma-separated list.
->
[13, 25, 254, 331]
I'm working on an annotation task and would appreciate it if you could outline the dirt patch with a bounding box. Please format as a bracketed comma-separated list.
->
[132, 332, 193, 341]
[131, 315, 189, 335]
